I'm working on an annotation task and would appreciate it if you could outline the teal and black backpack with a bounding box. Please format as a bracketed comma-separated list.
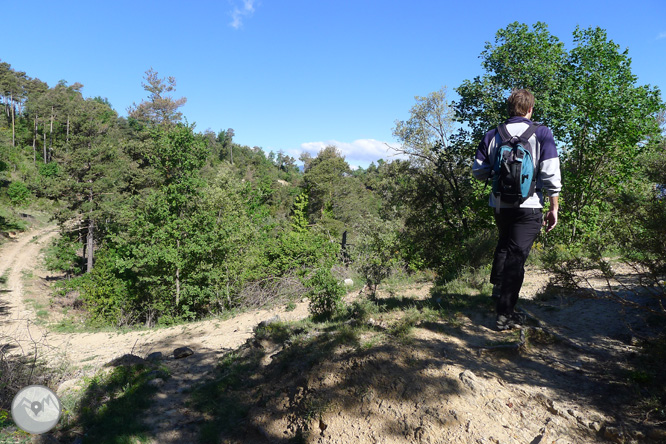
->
[491, 123, 540, 208]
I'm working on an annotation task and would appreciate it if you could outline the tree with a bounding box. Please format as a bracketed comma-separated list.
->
[24, 78, 49, 165]
[302, 146, 351, 223]
[455, 22, 663, 245]
[128, 68, 187, 128]
[217, 128, 235, 163]
[555, 27, 663, 242]
[55, 98, 123, 273]
[390, 88, 485, 274]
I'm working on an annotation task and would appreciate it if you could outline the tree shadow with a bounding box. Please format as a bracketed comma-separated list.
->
[46, 283, 665, 443]
[189, 323, 464, 444]
[56, 355, 164, 443]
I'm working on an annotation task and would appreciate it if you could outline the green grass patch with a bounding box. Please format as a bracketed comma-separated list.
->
[59, 363, 164, 444]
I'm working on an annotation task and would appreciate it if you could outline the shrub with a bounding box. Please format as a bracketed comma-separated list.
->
[307, 267, 345, 319]
[6, 181, 31, 205]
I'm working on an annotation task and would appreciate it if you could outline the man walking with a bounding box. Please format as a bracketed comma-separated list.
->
[472, 89, 561, 330]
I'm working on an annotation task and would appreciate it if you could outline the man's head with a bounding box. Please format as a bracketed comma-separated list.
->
[507, 89, 535, 117]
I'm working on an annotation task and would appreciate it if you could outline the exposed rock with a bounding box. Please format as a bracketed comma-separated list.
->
[104, 353, 147, 367]
[57, 378, 83, 397]
[603, 425, 625, 443]
[258, 315, 281, 328]
[147, 378, 165, 388]
[459, 370, 483, 393]
[146, 351, 163, 362]
[343, 278, 354, 287]
[173, 347, 194, 359]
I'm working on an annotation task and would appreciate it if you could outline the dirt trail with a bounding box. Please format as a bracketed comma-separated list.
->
[0, 226, 58, 357]
[0, 227, 311, 369]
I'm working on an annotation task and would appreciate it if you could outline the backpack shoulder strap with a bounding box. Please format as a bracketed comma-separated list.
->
[496, 123, 513, 145]
[497, 122, 541, 146]
[518, 123, 540, 145]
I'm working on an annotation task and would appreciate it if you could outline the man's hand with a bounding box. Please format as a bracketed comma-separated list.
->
[544, 210, 558, 232]
[544, 196, 559, 233]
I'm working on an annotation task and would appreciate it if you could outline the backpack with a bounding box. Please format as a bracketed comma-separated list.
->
[491, 123, 540, 209]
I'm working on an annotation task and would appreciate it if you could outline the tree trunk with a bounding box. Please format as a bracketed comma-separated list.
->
[86, 218, 94, 272]
[86, 185, 94, 273]
[32, 114, 38, 166]
[43, 121, 47, 163]
[49, 106, 54, 156]
[10, 94, 15, 147]
[175, 239, 181, 306]
[86, 220, 94, 273]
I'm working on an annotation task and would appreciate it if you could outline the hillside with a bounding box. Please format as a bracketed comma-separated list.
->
[1, 227, 665, 443]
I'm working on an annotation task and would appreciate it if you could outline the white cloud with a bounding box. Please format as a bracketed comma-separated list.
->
[658, 31, 666, 40]
[230, 0, 256, 29]
[294, 139, 406, 168]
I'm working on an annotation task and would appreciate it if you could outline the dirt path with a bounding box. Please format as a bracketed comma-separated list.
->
[0, 227, 311, 369]
[0, 226, 58, 358]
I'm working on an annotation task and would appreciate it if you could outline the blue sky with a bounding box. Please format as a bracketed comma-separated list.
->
[2, 0, 665, 168]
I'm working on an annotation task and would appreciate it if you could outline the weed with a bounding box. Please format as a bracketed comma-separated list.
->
[59, 363, 159, 443]
[334, 323, 360, 347]
[0, 271, 8, 286]
[20, 270, 33, 280]
[359, 334, 383, 350]
[525, 327, 558, 346]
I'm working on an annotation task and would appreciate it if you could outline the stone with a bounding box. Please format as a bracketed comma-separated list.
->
[104, 353, 147, 367]
[147, 378, 165, 388]
[603, 426, 624, 443]
[57, 378, 83, 397]
[258, 315, 280, 328]
[459, 370, 482, 392]
[648, 427, 666, 440]
[146, 351, 163, 362]
[31, 434, 59, 444]
[343, 278, 354, 287]
[173, 347, 194, 359]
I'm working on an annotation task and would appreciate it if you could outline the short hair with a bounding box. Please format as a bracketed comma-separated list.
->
[507, 89, 535, 117]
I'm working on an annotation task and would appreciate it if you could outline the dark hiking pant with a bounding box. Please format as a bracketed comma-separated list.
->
[490, 208, 543, 316]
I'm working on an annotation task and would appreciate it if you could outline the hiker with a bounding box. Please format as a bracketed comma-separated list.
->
[472, 89, 561, 331]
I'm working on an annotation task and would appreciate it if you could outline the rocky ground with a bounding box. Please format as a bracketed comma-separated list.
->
[1, 226, 665, 443]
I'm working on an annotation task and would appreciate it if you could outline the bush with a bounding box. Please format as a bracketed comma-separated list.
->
[44, 236, 81, 277]
[38, 162, 59, 178]
[6, 181, 31, 205]
[307, 267, 345, 319]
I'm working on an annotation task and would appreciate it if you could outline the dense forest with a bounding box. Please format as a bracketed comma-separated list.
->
[1, 22, 664, 328]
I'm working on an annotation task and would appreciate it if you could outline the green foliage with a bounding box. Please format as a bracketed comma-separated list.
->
[307, 266, 345, 319]
[38, 161, 59, 177]
[455, 22, 664, 247]
[0, 212, 27, 235]
[291, 192, 309, 232]
[353, 216, 403, 296]
[44, 235, 81, 277]
[6, 181, 31, 205]
[72, 250, 132, 326]
[60, 363, 160, 443]
[391, 88, 487, 274]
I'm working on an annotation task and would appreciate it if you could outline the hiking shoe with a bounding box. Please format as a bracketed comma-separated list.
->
[496, 312, 525, 331]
